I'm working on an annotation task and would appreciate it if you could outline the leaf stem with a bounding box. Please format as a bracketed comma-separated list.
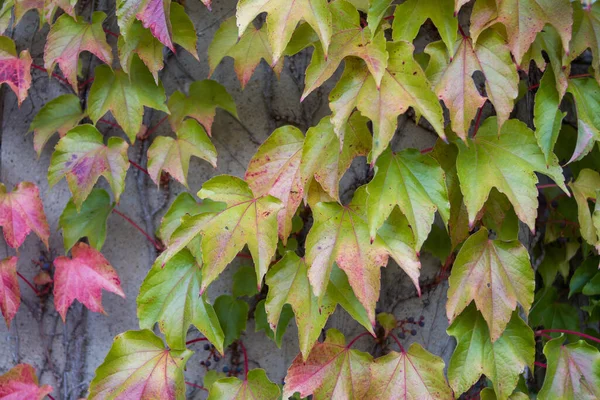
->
[17, 271, 39, 295]
[31, 64, 71, 87]
[240, 340, 249, 380]
[536, 183, 560, 189]
[103, 28, 119, 38]
[236, 252, 253, 260]
[390, 333, 406, 353]
[346, 331, 372, 348]
[528, 73, 593, 91]
[536, 329, 600, 345]
[129, 160, 150, 176]
[111, 209, 163, 251]
[146, 115, 169, 137]
[98, 119, 121, 129]
[534, 361, 547, 368]
[186, 337, 208, 345]
[458, 25, 469, 39]
[471, 106, 485, 138]
[48, 394, 56, 400]
[185, 381, 208, 392]
[79, 76, 95, 89]
[420, 147, 433, 154]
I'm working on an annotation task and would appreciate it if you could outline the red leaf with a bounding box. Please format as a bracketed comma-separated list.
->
[0, 363, 53, 400]
[0, 36, 32, 106]
[53, 242, 125, 321]
[0, 182, 50, 249]
[136, 0, 174, 51]
[0, 256, 19, 327]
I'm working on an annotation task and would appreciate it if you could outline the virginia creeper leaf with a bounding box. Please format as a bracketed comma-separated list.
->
[480, 389, 529, 400]
[282, 329, 373, 399]
[569, 168, 600, 252]
[255, 300, 293, 347]
[116, 0, 174, 51]
[368, 343, 454, 399]
[232, 265, 258, 298]
[59, 188, 114, 251]
[53, 242, 125, 321]
[169, 3, 198, 59]
[446, 227, 535, 341]
[0, 363, 53, 400]
[566, 77, 600, 162]
[48, 125, 129, 210]
[534, 66, 566, 164]
[530, 287, 580, 339]
[214, 294, 248, 348]
[570, 2, 600, 82]
[88, 329, 192, 400]
[0, 35, 31, 106]
[0, 256, 18, 327]
[44, 12, 112, 92]
[208, 369, 280, 400]
[137, 249, 225, 352]
[117, 20, 165, 83]
[367, 0, 393, 37]
[0, 182, 49, 248]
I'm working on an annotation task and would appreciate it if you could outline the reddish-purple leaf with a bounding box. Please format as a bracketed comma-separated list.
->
[53, 242, 125, 321]
[0, 36, 31, 106]
[0, 363, 53, 400]
[136, 0, 174, 51]
[0, 256, 19, 327]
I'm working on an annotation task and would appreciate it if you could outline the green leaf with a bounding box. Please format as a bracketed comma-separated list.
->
[538, 243, 579, 288]
[570, 257, 600, 297]
[59, 188, 114, 251]
[446, 227, 534, 341]
[117, 20, 165, 82]
[88, 56, 169, 143]
[367, 0, 393, 37]
[170, 2, 198, 59]
[137, 249, 225, 352]
[569, 168, 600, 252]
[534, 66, 566, 164]
[481, 189, 519, 241]
[480, 387, 530, 400]
[375, 312, 396, 338]
[456, 117, 567, 232]
[203, 370, 227, 392]
[48, 124, 129, 210]
[147, 119, 217, 187]
[447, 305, 534, 399]
[232, 265, 258, 298]
[214, 295, 249, 348]
[539, 336, 600, 399]
[88, 330, 192, 400]
[208, 369, 280, 400]
[566, 77, 600, 162]
[570, 2, 600, 82]
[530, 287, 579, 339]
[326, 264, 373, 334]
[255, 300, 293, 347]
[29, 94, 84, 156]
[583, 272, 600, 296]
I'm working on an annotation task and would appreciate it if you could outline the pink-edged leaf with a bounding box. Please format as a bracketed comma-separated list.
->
[53, 242, 125, 321]
[201, 0, 211, 10]
[0, 36, 31, 106]
[0, 182, 50, 249]
[0, 256, 19, 327]
[0, 363, 53, 400]
[137, 0, 174, 51]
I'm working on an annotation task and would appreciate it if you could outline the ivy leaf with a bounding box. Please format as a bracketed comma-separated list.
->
[365, 147, 450, 250]
[167, 79, 237, 137]
[48, 125, 129, 210]
[0, 182, 49, 248]
[29, 94, 84, 156]
[208, 369, 280, 400]
[566, 77, 600, 162]
[446, 227, 535, 341]
[0, 363, 53, 400]
[148, 119, 217, 187]
[87, 56, 169, 143]
[569, 168, 600, 252]
[302, 0, 388, 99]
[255, 299, 293, 347]
[447, 305, 535, 399]
[53, 242, 125, 321]
[391, 0, 457, 54]
[436, 30, 518, 140]
[265, 252, 336, 360]
[117, 0, 174, 51]
[0, 256, 18, 327]
[539, 336, 600, 399]
[456, 117, 567, 232]
[236, 0, 331, 64]
[88, 329, 192, 400]
[570, 2, 600, 82]
[44, 12, 112, 92]
[137, 249, 225, 352]
[214, 294, 248, 348]
[59, 188, 114, 252]
[534, 66, 566, 164]
[368, 343, 453, 399]
[0, 36, 31, 106]
[282, 329, 373, 399]
[245, 125, 304, 243]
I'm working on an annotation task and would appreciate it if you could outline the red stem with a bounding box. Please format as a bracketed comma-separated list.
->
[390, 333, 406, 353]
[236, 253, 253, 260]
[528, 73, 593, 91]
[103, 28, 119, 38]
[79, 76, 95, 89]
[111, 209, 163, 251]
[98, 119, 121, 129]
[186, 337, 208, 345]
[471, 106, 485, 138]
[536, 329, 600, 345]
[537, 183, 559, 189]
[420, 147, 433, 154]
[17, 271, 39, 295]
[534, 361, 547, 368]
[458, 25, 468, 39]
[48, 395, 56, 400]
[185, 381, 208, 392]
[146, 115, 169, 137]
[240, 341, 249, 380]
[346, 331, 372, 348]
[129, 160, 150, 176]
[31, 64, 71, 86]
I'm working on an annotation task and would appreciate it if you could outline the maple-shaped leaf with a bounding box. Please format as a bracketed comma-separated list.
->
[48, 125, 129, 210]
[392, 0, 457, 54]
[208, 369, 280, 400]
[44, 12, 112, 92]
[436, 29, 518, 140]
[368, 343, 453, 399]
[59, 188, 114, 252]
[0, 256, 18, 326]
[456, 117, 567, 232]
[446, 227, 534, 341]
[87, 56, 169, 143]
[245, 125, 304, 243]
[53, 242, 125, 321]
[365, 147, 450, 250]
[534, 66, 566, 165]
[116, 0, 174, 51]
[29, 94, 84, 156]
[539, 336, 600, 399]
[569, 168, 600, 252]
[282, 329, 372, 399]
[566, 77, 600, 162]
[0, 182, 49, 248]
[302, 0, 388, 99]
[167, 79, 237, 137]
[88, 329, 192, 400]
[366, 0, 393, 36]
[0, 363, 53, 400]
[570, 2, 600, 83]
[447, 305, 535, 399]
[0, 36, 31, 106]
[301, 114, 371, 200]
[137, 249, 225, 352]
[236, 0, 331, 64]
[148, 119, 217, 187]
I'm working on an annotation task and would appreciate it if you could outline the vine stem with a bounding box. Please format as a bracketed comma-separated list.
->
[536, 329, 600, 345]
[240, 341, 249, 380]
[111, 209, 163, 251]
[98, 119, 121, 129]
[185, 381, 208, 392]
[103, 28, 119, 38]
[129, 160, 150, 176]
[346, 331, 372, 348]
[528, 73, 592, 91]
[146, 115, 169, 137]
[471, 106, 485, 138]
[186, 337, 208, 345]
[48, 394, 56, 400]
[16, 271, 39, 295]
[31, 64, 70, 86]
[390, 333, 406, 353]
[534, 361, 547, 368]
[536, 183, 560, 189]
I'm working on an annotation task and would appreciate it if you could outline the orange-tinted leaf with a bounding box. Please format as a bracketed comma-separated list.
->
[0, 363, 53, 400]
[0, 182, 49, 248]
[0, 36, 31, 106]
[0, 256, 19, 327]
[53, 242, 125, 321]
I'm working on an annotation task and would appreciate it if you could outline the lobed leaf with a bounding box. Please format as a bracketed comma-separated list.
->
[0, 363, 53, 400]
[0, 256, 19, 327]
[207, 369, 280, 400]
[0, 36, 31, 106]
[0, 181, 49, 248]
